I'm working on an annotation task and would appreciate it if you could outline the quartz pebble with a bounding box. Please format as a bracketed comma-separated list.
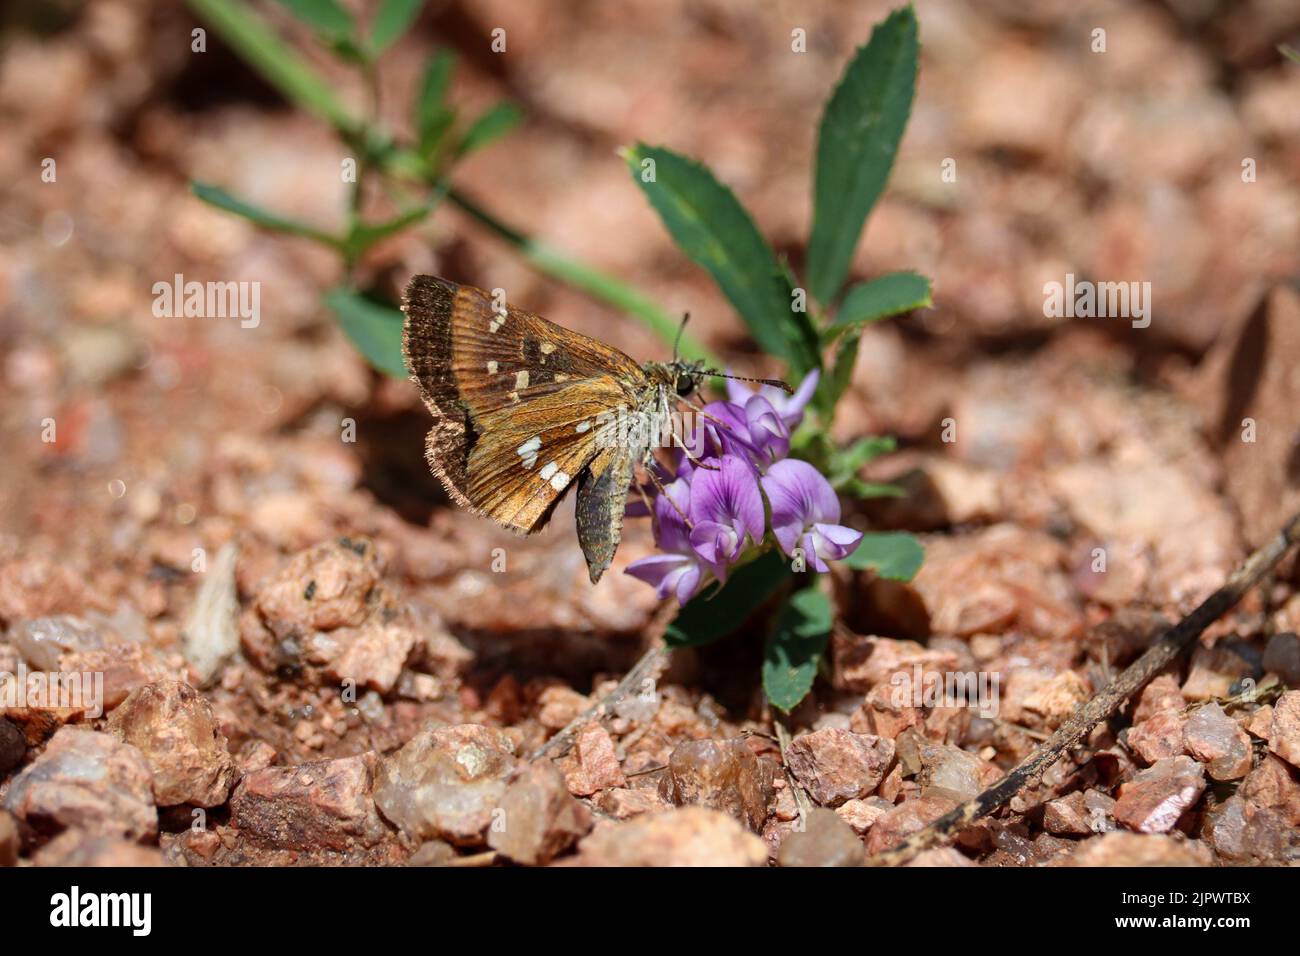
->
[1268, 690, 1300, 769]
[1059, 832, 1212, 866]
[373, 724, 516, 845]
[488, 761, 591, 865]
[3, 727, 156, 841]
[865, 794, 959, 856]
[777, 808, 864, 867]
[577, 807, 768, 867]
[1183, 702, 1252, 780]
[1126, 710, 1187, 764]
[659, 737, 774, 832]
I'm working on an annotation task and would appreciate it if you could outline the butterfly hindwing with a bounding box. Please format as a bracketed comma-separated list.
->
[576, 443, 638, 584]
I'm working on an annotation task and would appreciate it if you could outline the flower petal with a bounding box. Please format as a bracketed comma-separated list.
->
[625, 553, 691, 598]
[811, 522, 863, 564]
[689, 454, 765, 546]
[781, 368, 821, 427]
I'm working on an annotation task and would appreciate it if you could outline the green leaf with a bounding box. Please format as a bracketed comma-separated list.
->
[457, 102, 523, 157]
[664, 550, 792, 647]
[824, 271, 931, 342]
[369, 0, 423, 55]
[325, 288, 408, 378]
[343, 204, 433, 258]
[416, 49, 457, 151]
[816, 329, 860, 418]
[191, 181, 341, 247]
[839, 477, 905, 499]
[807, 6, 919, 304]
[1281, 44, 1300, 65]
[763, 587, 833, 712]
[275, 0, 354, 39]
[186, 0, 358, 131]
[829, 435, 896, 483]
[625, 144, 821, 375]
[842, 531, 923, 580]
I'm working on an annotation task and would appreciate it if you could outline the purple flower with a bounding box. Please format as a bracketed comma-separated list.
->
[741, 394, 790, 466]
[625, 475, 708, 605]
[727, 367, 821, 429]
[687, 455, 765, 580]
[761, 458, 862, 572]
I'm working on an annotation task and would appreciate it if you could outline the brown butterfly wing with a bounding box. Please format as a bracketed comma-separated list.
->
[402, 276, 649, 559]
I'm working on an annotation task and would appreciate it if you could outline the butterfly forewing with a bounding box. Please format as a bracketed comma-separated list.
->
[403, 275, 655, 579]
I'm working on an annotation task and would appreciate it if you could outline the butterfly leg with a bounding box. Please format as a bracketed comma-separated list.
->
[639, 451, 692, 526]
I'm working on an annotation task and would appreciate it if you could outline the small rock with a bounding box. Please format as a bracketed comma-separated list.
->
[865, 794, 959, 856]
[3, 727, 156, 841]
[1126, 710, 1187, 764]
[324, 618, 419, 694]
[106, 680, 236, 807]
[850, 683, 923, 740]
[831, 634, 960, 693]
[564, 723, 625, 796]
[487, 761, 591, 865]
[786, 729, 895, 807]
[835, 796, 892, 835]
[1203, 795, 1295, 863]
[406, 840, 456, 866]
[576, 807, 768, 866]
[1239, 755, 1300, 825]
[373, 724, 516, 845]
[6, 615, 108, 670]
[1043, 791, 1091, 836]
[232, 752, 390, 851]
[32, 830, 163, 867]
[255, 537, 381, 635]
[1268, 690, 1300, 769]
[535, 685, 591, 730]
[1131, 673, 1185, 723]
[0, 811, 17, 866]
[0, 718, 25, 775]
[592, 787, 667, 820]
[236, 740, 278, 776]
[659, 737, 774, 832]
[905, 847, 977, 867]
[1183, 702, 1252, 780]
[1113, 755, 1206, 834]
[1059, 832, 1212, 866]
[1263, 632, 1300, 685]
[916, 741, 984, 802]
[1022, 671, 1090, 730]
[777, 808, 864, 867]
[1245, 704, 1273, 739]
[1181, 643, 1256, 701]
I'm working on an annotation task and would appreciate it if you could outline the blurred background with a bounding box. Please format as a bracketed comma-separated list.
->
[2, 0, 1300, 711]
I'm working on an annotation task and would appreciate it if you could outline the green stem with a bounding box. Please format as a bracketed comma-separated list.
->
[446, 188, 716, 365]
[185, 0, 713, 363]
[186, 0, 359, 133]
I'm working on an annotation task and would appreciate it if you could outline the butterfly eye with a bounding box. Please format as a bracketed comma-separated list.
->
[675, 375, 695, 397]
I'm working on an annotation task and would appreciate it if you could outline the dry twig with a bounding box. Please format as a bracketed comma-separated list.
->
[868, 510, 1300, 866]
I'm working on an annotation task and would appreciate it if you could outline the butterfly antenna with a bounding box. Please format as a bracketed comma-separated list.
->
[673, 312, 690, 363]
[700, 369, 793, 394]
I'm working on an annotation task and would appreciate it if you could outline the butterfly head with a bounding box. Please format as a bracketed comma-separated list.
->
[646, 359, 706, 399]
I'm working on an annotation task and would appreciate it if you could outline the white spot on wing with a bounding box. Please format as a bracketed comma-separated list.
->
[486, 360, 498, 374]
[550, 470, 570, 491]
[516, 436, 541, 470]
[515, 370, 530, 390]
[540, 342, 556, 354]
[575, 420, 591, 433]
[539, 461, 558, 482]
